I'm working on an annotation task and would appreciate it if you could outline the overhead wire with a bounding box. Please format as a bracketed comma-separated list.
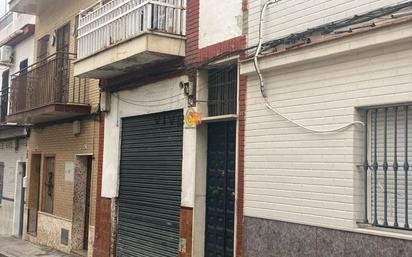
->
[110, 0, 412, 131]
[248, 0, 412, 133]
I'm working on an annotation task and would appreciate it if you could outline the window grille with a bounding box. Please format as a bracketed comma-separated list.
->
[363, 105, 411, 230]
[207, 64, 238, 117]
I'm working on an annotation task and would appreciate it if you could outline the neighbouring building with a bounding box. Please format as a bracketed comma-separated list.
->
[73, 0, 247, 257]
[0, 8, 35, 237]
[9, 0, 101, 256]
[240, 0, 412, 256]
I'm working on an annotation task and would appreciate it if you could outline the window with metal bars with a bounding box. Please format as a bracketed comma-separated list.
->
[363, 105, 411, 230]
[207, 64, 238, 117]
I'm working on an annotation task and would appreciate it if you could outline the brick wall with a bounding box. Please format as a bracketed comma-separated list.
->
[179, 207, 193, 257]
[185, 1, 247, 256]
[28, 119, 99, 225]
[93, 113, 112, 257]
[237, 75, 246, 257]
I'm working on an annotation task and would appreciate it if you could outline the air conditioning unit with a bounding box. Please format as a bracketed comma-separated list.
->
[0, 45, 13, 64]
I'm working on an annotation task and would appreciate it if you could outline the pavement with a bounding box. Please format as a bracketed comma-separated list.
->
[0, 236, 74, 257]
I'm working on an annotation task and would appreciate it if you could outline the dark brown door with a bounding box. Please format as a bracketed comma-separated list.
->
[56, 23, 70, 103]
[43, 157, 55, 214]
[28, 155, 41, 235]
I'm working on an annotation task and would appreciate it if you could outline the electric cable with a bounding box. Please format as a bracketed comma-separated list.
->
[254, 0, 367, 134]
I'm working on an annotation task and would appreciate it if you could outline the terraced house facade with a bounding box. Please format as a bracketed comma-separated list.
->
[8, 0, 101, 256]
[0, 6, 35, 238]
[1, 0, 412, 257]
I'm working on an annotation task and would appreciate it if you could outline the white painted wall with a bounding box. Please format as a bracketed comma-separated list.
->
[242, 28, 412, 232]
[102, 76, 197, 207]
[247, 0, 410, 47]
[11, 35, 34, 75]
[0, 12, 33, 236]
[199, 0, 243, 48]
[0, 12, 35, 44]
[0, 136, 26, 236]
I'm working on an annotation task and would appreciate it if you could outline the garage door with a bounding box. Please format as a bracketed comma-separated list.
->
[118, 110, 183, 257]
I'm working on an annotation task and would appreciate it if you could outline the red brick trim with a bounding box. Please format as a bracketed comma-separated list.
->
[93, 113, 111, 257]
[198, 36, 246, 64]
[236, 75, 247, 257]
[185, 0, 200, 67]
[242, 0, 248, 11]
[178, 207, 193, 257]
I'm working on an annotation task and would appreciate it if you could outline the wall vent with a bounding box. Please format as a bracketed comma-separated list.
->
[61, 228, 69, 245]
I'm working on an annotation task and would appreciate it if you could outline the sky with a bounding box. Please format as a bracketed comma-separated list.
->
[0, 0, 7, 17]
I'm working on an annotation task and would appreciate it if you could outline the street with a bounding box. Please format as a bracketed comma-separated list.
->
[0, 236, 74, 257]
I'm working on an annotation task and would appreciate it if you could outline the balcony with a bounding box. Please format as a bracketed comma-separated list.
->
[7, 53, 91, 124]
[0, 12, 35, 47]
[9, 0, 54, 15]
[74, 0, 186, 79]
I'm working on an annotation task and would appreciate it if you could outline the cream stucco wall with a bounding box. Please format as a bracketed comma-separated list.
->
[101, 75, 199, 208]
[241, 22, 412, 239]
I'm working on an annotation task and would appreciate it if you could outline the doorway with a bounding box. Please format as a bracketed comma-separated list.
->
[28, 154, 41, 235]
[72, 155, 92, 255]
[16, 162, 26, 238]
[205, 121, 236, 257]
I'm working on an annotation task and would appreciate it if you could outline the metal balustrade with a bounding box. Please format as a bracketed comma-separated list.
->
[77, 0, 186, 60]
[363, 105, 411, 230]
[9, 52, 88, 115]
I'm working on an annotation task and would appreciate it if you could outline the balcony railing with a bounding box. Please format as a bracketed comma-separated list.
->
[77, 0, 186, 60]
[9, 52, 88, 115]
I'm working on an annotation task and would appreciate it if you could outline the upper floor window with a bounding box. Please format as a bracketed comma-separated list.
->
[37, 35, 49, 61]
[208, 64, 238, 117]
[0, 69, 9, 122]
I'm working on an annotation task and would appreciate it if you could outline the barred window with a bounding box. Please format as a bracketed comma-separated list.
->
[363, 105, 412, 230]
[208, 64, 238, 117]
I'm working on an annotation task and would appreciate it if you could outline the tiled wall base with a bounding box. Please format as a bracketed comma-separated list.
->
[27, 212, 72, 253]
[27, 213, 95, 256]
[244, 217, 412, 257]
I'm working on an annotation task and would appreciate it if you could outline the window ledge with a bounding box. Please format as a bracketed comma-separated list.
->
[202, 114, 238, 123]
[355, 224, 412, 241]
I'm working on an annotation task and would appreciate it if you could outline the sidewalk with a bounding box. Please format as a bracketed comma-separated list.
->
[0, 236, 74, 257]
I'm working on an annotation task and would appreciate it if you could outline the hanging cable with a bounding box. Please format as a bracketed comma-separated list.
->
[254, 0, 365, 134]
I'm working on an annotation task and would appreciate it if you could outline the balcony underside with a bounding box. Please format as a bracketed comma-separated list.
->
[9, 0, 53, 15]
[74, 33, 186, 79]
[7, 103, 91, 124]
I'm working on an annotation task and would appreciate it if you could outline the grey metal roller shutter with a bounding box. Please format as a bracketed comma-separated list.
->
[118, 110, 183, 257]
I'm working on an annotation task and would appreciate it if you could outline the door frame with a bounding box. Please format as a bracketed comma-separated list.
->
[71, 154, 93, 251]
[13, 161, 27, 238]
[27, 153, 42, 235]
[204, 120, 237, 257]
[192, 64, 241, 257]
